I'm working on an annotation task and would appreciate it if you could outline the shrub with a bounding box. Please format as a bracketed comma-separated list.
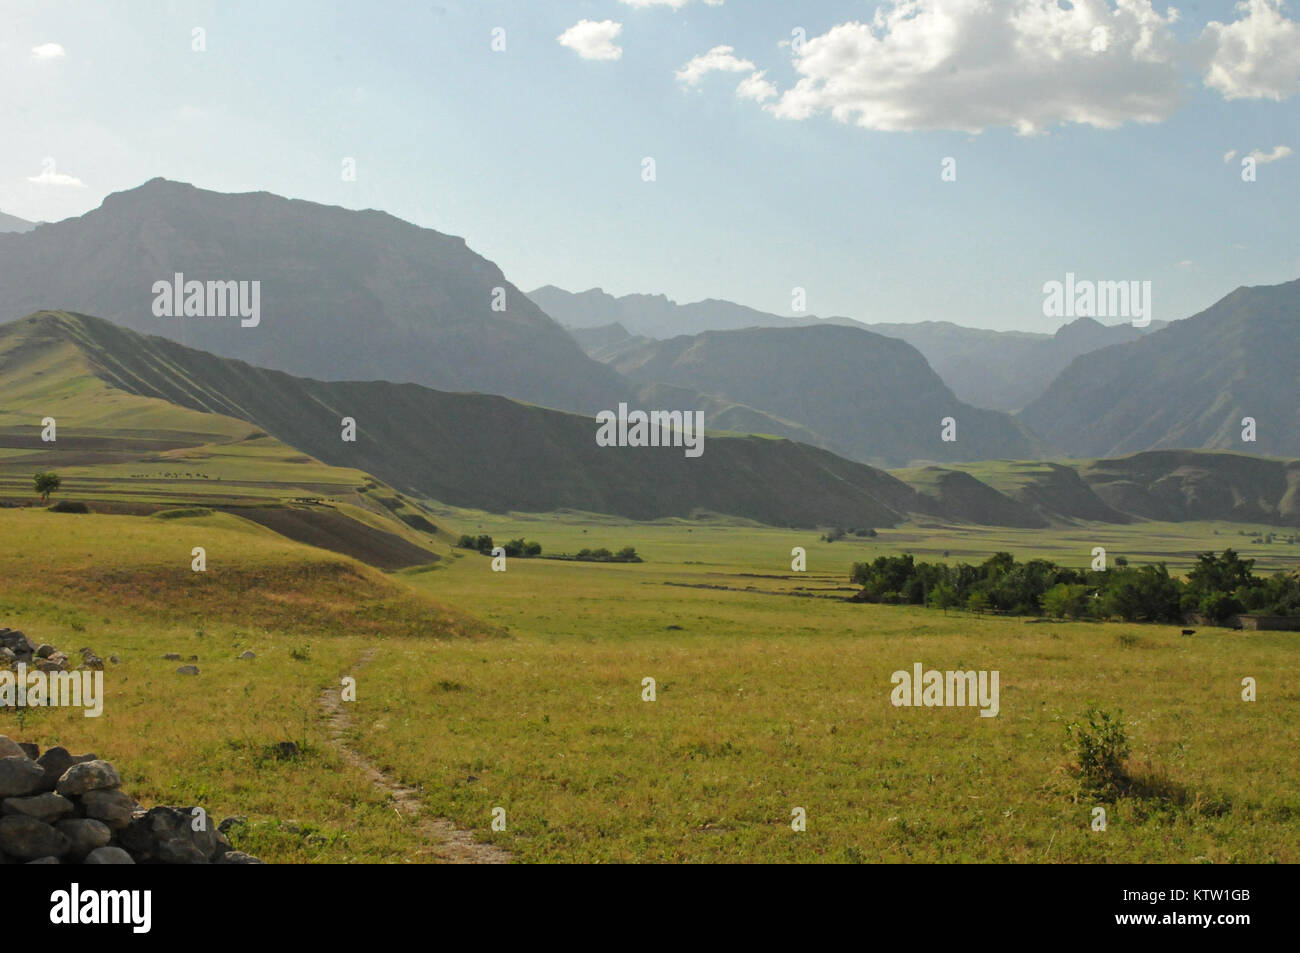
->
[47, 500, 89, 514]
[1066, 707, 1131, 799]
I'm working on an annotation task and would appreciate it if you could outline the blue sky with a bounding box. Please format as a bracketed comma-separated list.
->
[2, 0, 1298, 331]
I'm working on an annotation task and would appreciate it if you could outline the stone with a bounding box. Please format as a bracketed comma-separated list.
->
[35, 659, 65, 673]
[35, 644, 54, 659]
[273, 741, 299, 760]
[121, 807, 226, 863]
[17, 743, 39, 760]
[0, 647, 15, 664]
[215, 850, 263, 864]
[26, 856, 60, 864]
[81, 789, 137, 829]
[56, 759, 121, 797]
[0, 757, 45, 798]
[109, 656, 121, 664]
[0, 815, 70, 860]
[163, 653, 181, 660]
[238, 651, 255, 660]
[217, 815, 247, 835]
[56, 818, 112, 859]
[35, 748, 95, 794]
[176, 665, 200, 675]
[1, 792, 75, 823]
[0, 737, 25, 760]
[84, 846, 135, 864]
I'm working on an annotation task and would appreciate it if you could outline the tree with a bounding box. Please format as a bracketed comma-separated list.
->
[929, 582, 959, 615]
[966, 591, 990, 615]
[1042, 583, 1091, 619]
[34, 471, 61, 503]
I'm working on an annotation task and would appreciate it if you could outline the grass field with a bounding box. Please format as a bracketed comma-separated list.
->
[3, 503, 1297, 863]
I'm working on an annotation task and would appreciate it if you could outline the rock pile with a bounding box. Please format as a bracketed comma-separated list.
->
[0, 628, 104, 672]
[0, 737, 262, 864]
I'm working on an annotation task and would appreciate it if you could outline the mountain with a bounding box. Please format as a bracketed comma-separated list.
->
[596, 324, 1049, 467]
[7, 311, 1296, 528]
[1020, 279, 1300, 459]
[0, 179, 627, 414]
[0, 311, 937, 527]
[0, 212, 35, 234]
[866, 317, 1166, 412]
[530, 286, 818, 338]
[534, 286, 1165, 411]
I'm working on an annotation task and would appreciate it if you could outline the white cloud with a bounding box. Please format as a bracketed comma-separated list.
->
[28, 169, 85, 188]
[557, 20, 623, 61]
[31, 43, 65, 59]
[748, 1, 1184, 135]
[621, 0, 723, 8]
[736, 71, 778, 103]
[1202, 0, 1300, 100]
[1224, 149, 1238, 163]
[676, 45, 755, 85]
[1249, 144, 1294, 162]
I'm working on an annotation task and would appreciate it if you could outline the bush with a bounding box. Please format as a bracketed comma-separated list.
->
[47, 500, 89, 514]
[1066, 707, 1131, 799]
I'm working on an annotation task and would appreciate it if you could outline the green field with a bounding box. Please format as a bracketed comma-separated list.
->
[4, 502, 1297, 863]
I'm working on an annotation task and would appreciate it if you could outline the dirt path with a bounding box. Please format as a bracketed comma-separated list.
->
[319, 647, 511, 864]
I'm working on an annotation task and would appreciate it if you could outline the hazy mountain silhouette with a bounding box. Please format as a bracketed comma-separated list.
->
[1021, 279, 1300, 458]
[535, 285, 1165, 412]
[0, 211, 35, 233]
[0, 180, 627, 413]
[595, 324, 1050, 467]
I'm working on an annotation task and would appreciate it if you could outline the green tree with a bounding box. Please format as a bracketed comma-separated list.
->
[928, 582, 959, 615]
[34, 471, 61, 503]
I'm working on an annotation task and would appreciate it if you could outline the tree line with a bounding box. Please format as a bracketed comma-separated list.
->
[849, 549, 1299, 623]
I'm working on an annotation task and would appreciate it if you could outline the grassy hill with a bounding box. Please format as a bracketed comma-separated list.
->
[0, 312, 449, 568]
[5, 311, 1297, 531]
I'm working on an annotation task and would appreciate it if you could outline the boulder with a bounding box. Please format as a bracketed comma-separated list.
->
[81, 789, 137, 829]
[56, 818, 112, 860]
[56, 760, 121, 797]
[238, 651, 256, 660]
[1, 792, 75, 823]
[84, 846, 135, 864]
[176, 665, 200, 676]
[0, 737, 25, 760]
[0, 757, 45, 798]
[215, 850, 264, 864]
[36, 748, 96, 794]
[0, 815, 70, 860]
[121, 807, 229, 863]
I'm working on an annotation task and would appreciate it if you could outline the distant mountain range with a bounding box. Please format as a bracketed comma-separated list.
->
[0, 180, 625, 414]
[7, 311, 1296, 528]
[0, 212, 36, 234]
[1021, 278, 1300, 459]
[532, 285, 1166, 411]
[591, 324, 1050, 467]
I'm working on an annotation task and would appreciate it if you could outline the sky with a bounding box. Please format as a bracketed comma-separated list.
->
[2, 0, 1298, 331]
